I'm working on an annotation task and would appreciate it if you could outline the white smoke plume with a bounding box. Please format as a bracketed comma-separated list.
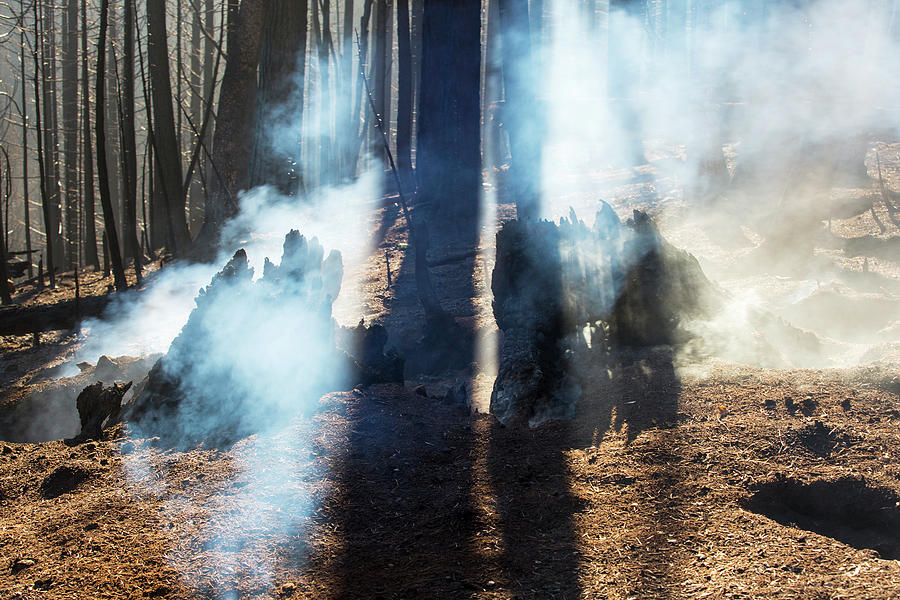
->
[533, 0, 900, 367]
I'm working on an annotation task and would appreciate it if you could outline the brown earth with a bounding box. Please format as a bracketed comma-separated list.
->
[1, 147, 899, 599]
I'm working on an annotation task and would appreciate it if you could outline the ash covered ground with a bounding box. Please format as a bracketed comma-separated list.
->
[1, 144, 899, 599]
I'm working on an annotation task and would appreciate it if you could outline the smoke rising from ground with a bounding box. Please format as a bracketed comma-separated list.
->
[532, 0, 900, 367]
[68, 166, 379, 596]
[73, 169, 379, 368]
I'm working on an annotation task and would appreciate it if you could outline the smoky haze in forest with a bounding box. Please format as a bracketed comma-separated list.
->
[542, 0, 899, 201]
[532, 0, 900, 367]
[72, 170, 378, 366]
[75, 170, 378, 594]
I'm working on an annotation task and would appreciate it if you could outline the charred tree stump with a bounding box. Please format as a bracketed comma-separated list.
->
[490, 206, 722, 426]
[126, 230, 403, 449]
[75, 381, 132, 441]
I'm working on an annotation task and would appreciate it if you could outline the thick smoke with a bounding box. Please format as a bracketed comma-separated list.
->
[66, 166, 379, 595]
[72, 170, 379, 368]
[531, 0, 900, 367]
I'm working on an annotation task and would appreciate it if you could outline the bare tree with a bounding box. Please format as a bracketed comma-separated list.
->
[199, 0, 269, 250]
[498, 0, 543, 220]
[417, 0, 481, 233]
[19, 8, 35, 278]
[250, 0, 308, 195]
[147, 0, 190, 254]
[37, 0, 65, 272]
[81, 0, 99, 268]
[396, 0, 412, 190]
[62, 0, 78, 269]
[122, 0, 141, 278]
[96, 0, 128, 291]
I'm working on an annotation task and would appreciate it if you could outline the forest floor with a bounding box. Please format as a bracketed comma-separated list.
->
[0, 145, 899, 599]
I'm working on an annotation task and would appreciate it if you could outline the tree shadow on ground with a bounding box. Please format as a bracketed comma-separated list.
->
[484, 341, 681, 599]
[320, 208, 488, 597]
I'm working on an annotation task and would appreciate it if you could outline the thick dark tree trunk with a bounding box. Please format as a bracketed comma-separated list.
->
[417, 0, 481, 234]
[96, 0, 128, 291]
[498, 0, 543, 220]
[200, 0, 268, 248]
[81, 0, 99, 268]
[373, 0, 387, 163]
[147, 0, 190, 254]
[38, 0, 65, 272]
[250, 0, 306, 195]
[396, 0, 413, 191]
[123, 0, 142, 278]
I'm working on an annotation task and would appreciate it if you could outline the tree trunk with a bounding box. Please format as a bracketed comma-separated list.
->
[498, 0, 543, 220]
[189, 0, 203, 233]
[122, 0, 141, 278]
[200, 0, 216, 220]
[34, 3, 56, 287]
[38, 0, 65, 271]
[417, 0, 481, 234]
[19, 13, 35, 278]
[81, 0, 99, 268]
[373, 0, 387, 164]
[106, 5, 123, 254]
[62, 0, 79, 269]
[250, 0, 307, 195]
[383, 0, 393, 163]
[607, 0, 644, 166]
[200, 0, 269, 247]
[0, 186, 10, 302]
[96, 0, 128, 291]
[396, 0, 412, 191]
[340, 0, 354, 179]
[147, 0, 190, 254]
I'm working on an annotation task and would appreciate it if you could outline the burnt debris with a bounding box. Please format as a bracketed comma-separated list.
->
[490, 207, 721, 426]
[126, 230, 403, 449]
[75, 381, 132, 441]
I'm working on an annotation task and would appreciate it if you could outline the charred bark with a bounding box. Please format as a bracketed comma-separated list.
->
[249, 0, 307, 194]
[147, 0, 191, 254]
[96, 0, 129, 291]
[80, 0, 100, 269]
[122, 0, 142, 277]
[62, 0, 79, 270]
[497, 0, 542, 219]
[127, 232, 404, 449]
[396, 0, 413, 190]
[0, 294, 112, 336]
[417, 0, 481, 233]
[75, 381, 132, 441]
[199, 0, 268, 252]
[490, 208, 722, 426]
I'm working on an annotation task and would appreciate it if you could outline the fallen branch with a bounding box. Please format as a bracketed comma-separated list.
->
[0, 295, 111, 336]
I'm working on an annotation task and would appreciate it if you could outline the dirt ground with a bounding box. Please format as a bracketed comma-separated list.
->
[1, 145, 899, 599]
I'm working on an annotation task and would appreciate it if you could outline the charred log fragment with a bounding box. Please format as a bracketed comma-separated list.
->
[75, 381, 132, 441]
[0, 295, 112, 336]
